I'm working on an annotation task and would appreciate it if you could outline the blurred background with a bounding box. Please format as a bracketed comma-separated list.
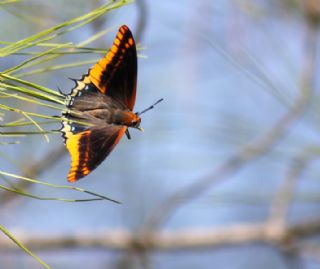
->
[1, 0, 320, 268]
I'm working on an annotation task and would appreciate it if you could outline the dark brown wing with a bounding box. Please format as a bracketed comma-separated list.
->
[89, 25, 137, 110]
[62, 124, 126, 182]
[61, 25, 137, 182]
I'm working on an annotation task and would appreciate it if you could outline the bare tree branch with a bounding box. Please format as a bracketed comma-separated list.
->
[269, 146, 320, 228]
[269, 159, 305, 228]
[141, 11, 318, 232]
[2, 218, 320, 251]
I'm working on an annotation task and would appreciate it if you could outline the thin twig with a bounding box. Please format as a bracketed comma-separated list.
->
[269, 146, 320, 228]
[269, 159, 306, 229]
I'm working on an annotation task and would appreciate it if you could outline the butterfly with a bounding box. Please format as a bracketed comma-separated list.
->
[60, 25, 162, 182]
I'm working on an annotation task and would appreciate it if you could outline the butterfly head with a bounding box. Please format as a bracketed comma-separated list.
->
[131, 113, 142, 129]
[117, 110, 142, 130]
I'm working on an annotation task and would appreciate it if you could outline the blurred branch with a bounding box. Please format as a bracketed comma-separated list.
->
[269, 159, 305, 227]
[301, 0, 320, 25]
[266, 146, 320, 269]
[142, 18, 317, 232]
[0, 144, 66, 204]
[21, 144, 66, 179]
[135, 0, 148, 43]
[269, 146, 320, 228]
[2, 218, 320, 251]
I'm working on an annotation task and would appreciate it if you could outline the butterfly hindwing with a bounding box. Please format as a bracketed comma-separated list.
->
[89, 25, 137, 110]
[65, 125, 126, 182]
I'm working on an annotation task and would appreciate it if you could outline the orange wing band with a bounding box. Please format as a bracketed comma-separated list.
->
[89, 25, 135, 94]
[66, 130, 92, 182]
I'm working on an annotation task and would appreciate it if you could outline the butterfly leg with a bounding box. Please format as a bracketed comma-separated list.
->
[125, 129, 131, 140]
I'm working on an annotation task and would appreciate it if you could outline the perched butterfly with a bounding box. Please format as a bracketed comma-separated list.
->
[60, 25, 162, 182]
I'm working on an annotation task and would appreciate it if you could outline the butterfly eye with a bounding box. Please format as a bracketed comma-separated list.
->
[132, 117, 141, 127]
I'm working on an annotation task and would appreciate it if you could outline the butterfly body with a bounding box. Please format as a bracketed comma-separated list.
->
[61, 25, 139, 182]
[65, 89, 141, 128]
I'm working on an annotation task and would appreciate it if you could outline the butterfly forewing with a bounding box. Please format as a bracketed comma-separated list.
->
[89, 25, 137, 110]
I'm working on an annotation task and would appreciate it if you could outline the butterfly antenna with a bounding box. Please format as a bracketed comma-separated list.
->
[136, 98, 164, 116]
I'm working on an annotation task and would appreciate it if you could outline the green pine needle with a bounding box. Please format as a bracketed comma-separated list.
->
[0, 0, 133, 57]
[0, 0, 21, 5]
[0, 0, 132, 267]
[0, 170, 120, 203]
[0, 225, 51, 269]
[0, 183, 102, 202]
